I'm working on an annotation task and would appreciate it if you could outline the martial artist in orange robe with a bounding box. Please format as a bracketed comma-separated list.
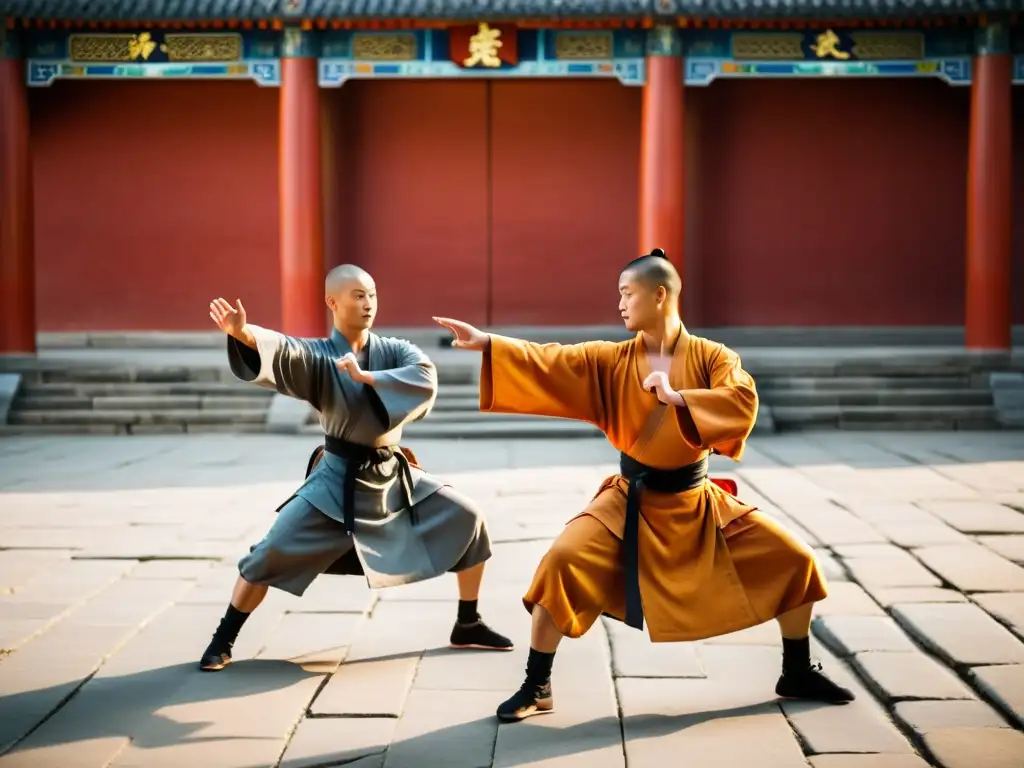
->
[435, 248, 855, 722]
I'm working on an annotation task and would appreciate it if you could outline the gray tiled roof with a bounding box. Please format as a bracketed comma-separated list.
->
[0, 0, 1018, 19]
[1, 1, 276, 20]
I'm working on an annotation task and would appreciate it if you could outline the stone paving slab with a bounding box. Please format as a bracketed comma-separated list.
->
[851, 652, 976, 703]
[916, 501, 1024, 534]
[972, 593, 1024, 638]
[969, 665, 1024, 728]
[920, 727, 1024, 768]
[911, 545, 1024, 593]
[892, 603, 1024, 667]
[894, 700, 1011, 731]
[1, 432, 1023, 767]
[975, 535, 1024, 564]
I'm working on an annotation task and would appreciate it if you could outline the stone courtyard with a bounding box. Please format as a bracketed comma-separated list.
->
[0, 431, 1022, 768]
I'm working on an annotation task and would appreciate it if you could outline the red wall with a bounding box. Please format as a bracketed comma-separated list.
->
[489, 80, 640, 325]
[328, 79, 639, 327]
[1013, 87, 1024, 326]
[33, 76, 1019, 332]
[332, 81, 490, 328]
[31, 80, 279, 331]
[685, 78, 970, 327]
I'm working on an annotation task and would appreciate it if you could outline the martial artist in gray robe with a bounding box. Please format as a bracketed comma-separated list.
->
[199, 285, 512, 672]
[231, 325, 489, 590]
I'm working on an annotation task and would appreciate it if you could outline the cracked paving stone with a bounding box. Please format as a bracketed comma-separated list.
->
[278, 718, 395, 768]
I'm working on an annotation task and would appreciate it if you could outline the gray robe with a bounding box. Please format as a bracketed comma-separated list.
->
[228, 326, 488, 590]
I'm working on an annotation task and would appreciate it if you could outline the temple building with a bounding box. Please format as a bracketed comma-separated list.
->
[0, 1, 1020, 351]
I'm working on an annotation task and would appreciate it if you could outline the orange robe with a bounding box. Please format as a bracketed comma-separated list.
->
[479, 331, 827, 643]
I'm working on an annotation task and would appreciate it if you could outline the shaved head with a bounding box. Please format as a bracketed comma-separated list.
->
[325, 264, 377, 331]
[325, 264, 373, 295]
[621, 248, 681, 298]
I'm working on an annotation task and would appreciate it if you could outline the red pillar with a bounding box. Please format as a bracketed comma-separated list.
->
[965, 22, 1012, 351]
[0, 48, 36, 354]
[279, 31, 324, 337]
[638, 26, 684, 277]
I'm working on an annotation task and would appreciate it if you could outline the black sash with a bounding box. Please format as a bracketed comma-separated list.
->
[323, 436, 416, 535]
[618, 453, 709, 631]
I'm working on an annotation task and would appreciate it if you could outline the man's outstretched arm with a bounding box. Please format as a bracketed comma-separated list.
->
[433, 316, 609, 428]
[209, 297, 325, 408]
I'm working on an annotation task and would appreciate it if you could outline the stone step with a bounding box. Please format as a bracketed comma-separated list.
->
[430, 388, 990, 412]
[762, 389, 992, 408]
[15, 394, 272, 411]
[416, 410, 584, 425]
[19, 367, 230, 385]
[13, 394, 93, 411]
[756, 375, 978, 391]
[431, 396, 482, 411]
[19, 381, 267, 397]
[432, 382, 974, 399]
[741, 355, 1010, 378]
[301, 419, 603, 440]
[434, 384, 481, 398]
[8, 408, 267, 427]
[772, 404, 1000, 430]
[14, 363, 474, 387]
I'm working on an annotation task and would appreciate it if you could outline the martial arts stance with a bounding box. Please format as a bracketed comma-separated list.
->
[199, 265, 511, 671]
[435, 249, 854, 721]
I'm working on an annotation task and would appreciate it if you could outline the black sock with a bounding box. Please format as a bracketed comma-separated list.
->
[525, 648, 555, 686]
[213, 604, 250, 647]
[457, 599, 479, 625]
[782, 636, 811, 673]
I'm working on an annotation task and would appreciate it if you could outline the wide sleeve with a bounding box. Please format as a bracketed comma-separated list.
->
[226, 324, 325, 409]
[479, 335, 609, 428]
[363, 341, 438, 432]
[676, 343, 758, 460]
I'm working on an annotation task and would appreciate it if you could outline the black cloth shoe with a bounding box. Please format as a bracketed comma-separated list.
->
[497, 679, 554, 722]
[198, 637, 233, 671]
[199, 605, 250, 672]
[450, 619, 514, 651]
[776, 661, 855, 704]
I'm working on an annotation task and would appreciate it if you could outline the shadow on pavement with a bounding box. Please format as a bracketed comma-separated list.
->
[1, 652, 825, 767]
[0, 659, 321, 759]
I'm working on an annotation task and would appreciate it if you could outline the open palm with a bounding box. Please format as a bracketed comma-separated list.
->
[209, 298, 246, 335]
[433, 316, 488, 351]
